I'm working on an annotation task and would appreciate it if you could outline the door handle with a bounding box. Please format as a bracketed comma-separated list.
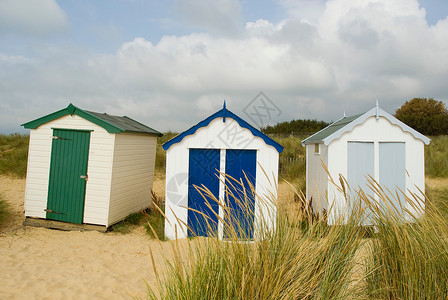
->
[80, 175, 88, 181]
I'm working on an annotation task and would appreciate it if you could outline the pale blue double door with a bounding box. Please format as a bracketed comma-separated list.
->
[347, 142, 406, 222]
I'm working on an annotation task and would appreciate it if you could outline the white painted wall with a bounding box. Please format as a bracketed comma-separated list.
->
[324, 116, 425, 224]
[24, 114, 115, 226]
[306, 143, 328, 214]
[165, 117, 279, 240]
[108, 133, 157, 226]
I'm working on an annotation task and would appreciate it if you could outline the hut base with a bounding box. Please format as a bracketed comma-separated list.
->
[23, 217, 107, 233]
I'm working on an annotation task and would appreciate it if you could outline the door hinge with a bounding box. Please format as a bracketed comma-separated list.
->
[45, 208, 65, 215]
[52, 136, 72, 141]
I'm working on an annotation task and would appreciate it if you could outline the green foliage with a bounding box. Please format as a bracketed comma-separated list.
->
[0, 193, 9, 226]
[144, 212, 166, 241]
[272, 135, 306, 181]
[0, 134, 29, 178]
[263, 119, 329, 135]
[426, 186, 448, 219]
[365, 204, 448, 299]
[149, 175, 448, 300]
[109, 211, 145, 234]
[155, 132, 178, 173]
[395, 98, 448, 136]
[425, 135, 448, 177]
[149, 182, 364, 300]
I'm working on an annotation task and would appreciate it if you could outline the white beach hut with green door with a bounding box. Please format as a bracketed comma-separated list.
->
[22, 103, 162, 230]
[302, 104, 430, 225]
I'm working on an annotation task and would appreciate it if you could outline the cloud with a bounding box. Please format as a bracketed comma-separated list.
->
[1, 0, 448, 134]
[173, 0, 244, 36]
[0, 0, 68, 37]
[278, 0, 326, 24]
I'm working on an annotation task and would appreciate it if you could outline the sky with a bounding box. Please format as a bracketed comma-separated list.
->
[1, 0, 448, 134]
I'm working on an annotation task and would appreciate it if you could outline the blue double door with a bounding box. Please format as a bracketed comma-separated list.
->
[187, 149, 256, 238]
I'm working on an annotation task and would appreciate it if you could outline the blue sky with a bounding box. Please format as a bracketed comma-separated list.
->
[1, 0, 448, 133]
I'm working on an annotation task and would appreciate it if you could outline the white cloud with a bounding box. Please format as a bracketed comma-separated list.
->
[0, 0, 68, 37]
[173, 0, 243, 36]
[2, 0, 448, 133]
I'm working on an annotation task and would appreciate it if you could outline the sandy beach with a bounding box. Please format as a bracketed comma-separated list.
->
[0, 175, 297, 299]
[0, 175, 185, 300]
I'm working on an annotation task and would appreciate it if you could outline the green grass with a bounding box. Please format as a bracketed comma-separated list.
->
[109, 211, 146, 234]
[426, 135, 448, 177]
[364, 195, 448, 299]
[148, 178, 366, 299]
[148, 174, 448, 299]
[155, 132, 178, 173]
[426, 186, 448, 218]
[0, 192, 9, 226]
[272, 135, 306, 181]
[0, 134, 29, 178]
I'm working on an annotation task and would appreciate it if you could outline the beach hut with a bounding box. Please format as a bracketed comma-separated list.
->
[163, 103, 283, 240]
[302, 103, 430, 225]
[22, 103, 162, 231]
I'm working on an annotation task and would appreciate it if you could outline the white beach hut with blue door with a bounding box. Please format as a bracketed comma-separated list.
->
[22, 103, 162, 230]
[163, 103, 283, 240]
[302, 103, 430, 225]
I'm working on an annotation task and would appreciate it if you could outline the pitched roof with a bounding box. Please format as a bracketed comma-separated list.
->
[162, 103, 284, 153]
[302, 105, 430, 146]
[22, 103, 162, 136]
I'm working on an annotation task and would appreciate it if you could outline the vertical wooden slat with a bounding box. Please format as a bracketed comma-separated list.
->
[46, 129, 90, 224]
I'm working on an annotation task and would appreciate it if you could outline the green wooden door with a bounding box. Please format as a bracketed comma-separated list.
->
[46, 129, 91, 224]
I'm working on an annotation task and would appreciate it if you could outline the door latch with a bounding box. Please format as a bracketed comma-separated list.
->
[80, 175, 88, 181]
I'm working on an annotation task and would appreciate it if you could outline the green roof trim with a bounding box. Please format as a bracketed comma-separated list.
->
[22, 103, 162, 136]
[302, 106, 430, 146]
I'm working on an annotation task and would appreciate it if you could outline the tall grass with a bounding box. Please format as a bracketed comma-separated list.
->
[273, 135, 306, 182]
[0, 192, 9, 226]
[425, 135, 448, 177]
[364, 191, 448, 299]
[148, 174, 367, 299]
[0, 134, 29, 178]
[155, 132, 178, 174]
[148, 173, 448, 299]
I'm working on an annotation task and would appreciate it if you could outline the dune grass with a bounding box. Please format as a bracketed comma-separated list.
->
[0, 192, 9, 226]
[155, 132, 178, 173]
[425, 135, 448, 178]
[0, 134, 29, 178]
[148, 172, 448, 299]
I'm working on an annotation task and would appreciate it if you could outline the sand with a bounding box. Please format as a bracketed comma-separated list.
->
[0, 175, 189, 300]
[0, 175, 297, 299]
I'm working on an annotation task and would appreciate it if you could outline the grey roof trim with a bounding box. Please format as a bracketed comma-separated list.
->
[302, 106, 431, 146]
[301, 115, 346, 146]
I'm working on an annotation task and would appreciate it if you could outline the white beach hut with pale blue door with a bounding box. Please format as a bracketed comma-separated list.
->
[163, 103, 283, 240]
[302, 104, 430, 225]
[22, 103, 162, 230]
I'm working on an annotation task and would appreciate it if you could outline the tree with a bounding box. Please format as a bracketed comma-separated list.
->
[394, 98, 448, 136]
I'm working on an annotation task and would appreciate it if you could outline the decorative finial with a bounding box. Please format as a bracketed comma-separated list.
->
[375, 99, 379, 120]
[223, 100, 227, 123]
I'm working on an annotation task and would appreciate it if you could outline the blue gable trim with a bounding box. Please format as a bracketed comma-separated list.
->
[163, 106, 284, 153]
